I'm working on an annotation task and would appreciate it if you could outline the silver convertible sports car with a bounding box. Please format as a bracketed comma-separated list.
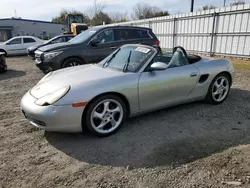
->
[20, 44, 234, 136]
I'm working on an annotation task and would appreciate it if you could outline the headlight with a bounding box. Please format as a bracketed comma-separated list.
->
[44, 51, 62, 59]
[38, 72, 52, 83]
[35, 85, 70, 106]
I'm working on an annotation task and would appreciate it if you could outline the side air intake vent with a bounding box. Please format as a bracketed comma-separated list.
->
[199, 74, 209, 84]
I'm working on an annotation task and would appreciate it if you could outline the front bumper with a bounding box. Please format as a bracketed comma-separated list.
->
[35, 57, 61, 73]
[20, 91, 84, 132]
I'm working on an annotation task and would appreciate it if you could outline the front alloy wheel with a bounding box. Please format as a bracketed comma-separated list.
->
[84, 95, 127, 136]
[206, 73, 231, 104]
[212, 76, 229, 102]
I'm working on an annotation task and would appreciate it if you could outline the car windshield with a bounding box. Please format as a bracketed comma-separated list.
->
[68, 28, 97, 43]
[45, 36, 60, 44]
[98, 45, 155, 72]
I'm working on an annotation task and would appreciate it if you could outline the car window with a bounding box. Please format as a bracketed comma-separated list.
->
[92, 29, 114, 44]
[136, 29, 152, 39]
[8, 38, 22, 45]
[66, 36, 74, 41]
[23, 38, 36, 43]
[68, 28, 97, 43]
[51, 37, 65, 44]
[114, 29, 152, 41]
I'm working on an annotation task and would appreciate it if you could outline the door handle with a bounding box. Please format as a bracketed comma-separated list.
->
[190, 72, 198, 77]
[110, 46, 117, 49]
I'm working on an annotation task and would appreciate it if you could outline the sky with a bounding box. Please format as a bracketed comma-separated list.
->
[1, 0, 250, 21]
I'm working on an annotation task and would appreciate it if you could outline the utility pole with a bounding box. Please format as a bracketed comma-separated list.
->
[223, 0, 226, 7]
[14, 9, 17, 18]
[190, 0, 194, 12]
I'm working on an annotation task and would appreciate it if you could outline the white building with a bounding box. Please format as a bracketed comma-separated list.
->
[0, 18, 64, 41]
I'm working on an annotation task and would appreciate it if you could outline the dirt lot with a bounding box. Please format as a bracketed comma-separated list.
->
[0, 56, 250, 188]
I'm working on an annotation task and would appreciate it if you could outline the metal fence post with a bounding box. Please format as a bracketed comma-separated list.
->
[173, 18, 177, 49]
[149, 21, 152, 29]
[210, 12, 218, 56]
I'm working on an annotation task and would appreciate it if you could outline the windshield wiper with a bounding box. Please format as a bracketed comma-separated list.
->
[102, 49, 121, 68]
[123, 50, 132, 72]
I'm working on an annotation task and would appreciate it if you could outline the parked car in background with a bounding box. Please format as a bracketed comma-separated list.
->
[21, 45, 234, 136]
[0, 52, 7, 73]
[27, 34, 74, 59]
[0, 36, 44, 56]
[34, 26, 160, 73]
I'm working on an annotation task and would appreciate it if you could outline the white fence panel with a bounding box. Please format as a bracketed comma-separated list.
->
[107, 4, 250, 57]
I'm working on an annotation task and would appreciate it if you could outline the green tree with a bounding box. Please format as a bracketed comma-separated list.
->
[52, 9, 90, 24]
[91, 11, 112, 25]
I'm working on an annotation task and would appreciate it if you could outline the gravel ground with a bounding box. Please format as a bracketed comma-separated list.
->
[0, 56, 250, 188]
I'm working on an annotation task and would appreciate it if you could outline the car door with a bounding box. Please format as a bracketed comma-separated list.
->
[23, 37, 37, 53]
[138, 63, 199, 111]
[86, 29, 117, 63]
[5, 38, 23, 55]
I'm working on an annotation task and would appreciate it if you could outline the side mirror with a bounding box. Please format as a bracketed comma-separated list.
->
[150, 62, 168, 71]
[90, 39, 100, 47]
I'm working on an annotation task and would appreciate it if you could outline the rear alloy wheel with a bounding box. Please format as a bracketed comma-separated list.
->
[62, 58, 83, 68]
[206, 73, 230, 104]
[84, 95, 127, 136]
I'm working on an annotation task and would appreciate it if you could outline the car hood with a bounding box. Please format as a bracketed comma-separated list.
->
[38, 42, 73, 52]
[30, 64, 125, 99]
[28, 44, 44, 50]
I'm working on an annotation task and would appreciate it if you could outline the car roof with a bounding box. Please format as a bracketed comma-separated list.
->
[11, 36, 39, 39]
[59, 34, 74, 36]
[94, 25, 152, 31]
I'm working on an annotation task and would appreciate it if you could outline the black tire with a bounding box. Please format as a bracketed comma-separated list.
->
[84, 94, 128, 137]
[206, 73, 231, 105]
[62, 57, 83, 68]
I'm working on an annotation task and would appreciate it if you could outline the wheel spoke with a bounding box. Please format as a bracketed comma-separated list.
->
[93, 111, 103, 120]
[97, 121, 109, 129]
[103, 101, 110, 112]
[110, 119, 117, 127]
[222, 85, 228, 91]
[221, 78, 226, 86]
[110, 106, 121, 113]
[218, 92, 223, 99]
[213, 89, 219, 95]
[215, 81, 220, 88]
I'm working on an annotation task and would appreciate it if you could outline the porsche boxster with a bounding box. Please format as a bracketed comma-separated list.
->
[20, 44, 234, 136]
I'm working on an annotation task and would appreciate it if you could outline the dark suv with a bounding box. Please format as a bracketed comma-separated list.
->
[35, 26, 160, 72]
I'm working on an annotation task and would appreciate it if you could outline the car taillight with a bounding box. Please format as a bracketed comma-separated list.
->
[155, 40, 160, 45]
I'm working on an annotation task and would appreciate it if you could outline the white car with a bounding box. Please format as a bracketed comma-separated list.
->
[0, 36, 44, 56]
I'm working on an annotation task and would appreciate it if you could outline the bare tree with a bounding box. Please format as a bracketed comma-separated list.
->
[108, 12, 128, 23]
[230, 0, 245, 6]
[132, 2, 169, 20]
[87, 0, 105, 19]
[199, 5, 216, 11]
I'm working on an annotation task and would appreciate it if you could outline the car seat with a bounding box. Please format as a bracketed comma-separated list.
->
[168, 50, 189, 68]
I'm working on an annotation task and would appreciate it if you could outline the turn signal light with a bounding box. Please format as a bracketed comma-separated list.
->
[72, 102, 88, 107]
